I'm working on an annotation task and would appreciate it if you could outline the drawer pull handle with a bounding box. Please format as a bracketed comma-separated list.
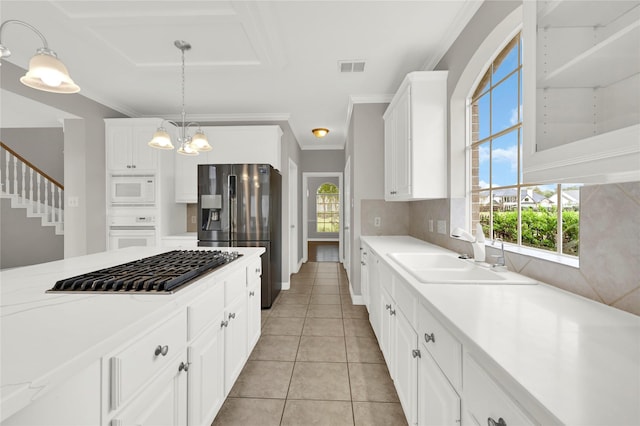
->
[412, 349, 421, 358]
[424, 333, 435, 343]
[178, 361, 189, 372]
[385, 304, 391, 310]
[249, 291, 255, 296]
[154, 345, 169, 357]
[487, 417, 506, 426]
[228, 312, 236, 320]
[221, 320, 229, 328]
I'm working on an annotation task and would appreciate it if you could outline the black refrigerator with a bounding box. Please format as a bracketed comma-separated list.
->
[197, 164, 282, 308]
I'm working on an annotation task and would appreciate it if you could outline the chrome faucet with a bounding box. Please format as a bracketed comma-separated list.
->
[491, 238, 506, 268]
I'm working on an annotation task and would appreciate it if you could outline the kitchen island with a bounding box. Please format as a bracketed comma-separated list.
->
[361, 236, 640, 426]
[1, 246, 264, 426]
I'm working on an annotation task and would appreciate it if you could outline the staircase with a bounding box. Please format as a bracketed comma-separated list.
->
[1, 142, 64, 235]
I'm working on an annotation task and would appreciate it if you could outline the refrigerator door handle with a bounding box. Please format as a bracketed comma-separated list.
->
[229, 174, 237, 241]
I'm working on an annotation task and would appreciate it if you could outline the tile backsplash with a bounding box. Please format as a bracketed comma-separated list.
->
[186, 203, 197, 232]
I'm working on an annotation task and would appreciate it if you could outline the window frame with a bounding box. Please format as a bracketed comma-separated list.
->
[466, 32, 579, 259]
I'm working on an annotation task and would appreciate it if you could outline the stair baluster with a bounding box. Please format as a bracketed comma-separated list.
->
[29, 168, 34, 208]
[21, 162, 26, 199]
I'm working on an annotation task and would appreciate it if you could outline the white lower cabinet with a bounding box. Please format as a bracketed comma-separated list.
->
[187, 318, 225, 426]
[417, 348, 461, 426]
[394, 308, 419, 425]
[247, 278, 261, 352]
[110, 355, 188, 426]
[463, 352, 536, 426]
[223, 291, 249, 395]
[380, 287, 396, 377]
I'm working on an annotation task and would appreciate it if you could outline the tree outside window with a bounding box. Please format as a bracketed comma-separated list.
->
[470, 33, 580, 256]
[316, 183, 340, 233]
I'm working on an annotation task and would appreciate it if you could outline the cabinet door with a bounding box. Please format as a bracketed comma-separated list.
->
[247, 278, 261, 352]
[394, 308, 418, 425]
[360, 247, 369, 308]
[188, 319, 225, 426]
[418, 348, 461, 426]
[131, 126, 158, 170]
[224, 294, 248, 395]
[393, 88, 411, 198]
[175, 154, 201, 203]
[384, 110, 397, 199]
[110, 356, 187, 426]
[368, 254, 382, 341]
[380, 288, 395, 378]
[107, 127, 134, 171]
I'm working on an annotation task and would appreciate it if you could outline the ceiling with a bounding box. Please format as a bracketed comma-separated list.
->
[0, 1, 481, 149]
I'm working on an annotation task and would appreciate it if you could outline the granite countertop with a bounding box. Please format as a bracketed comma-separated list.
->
[362, 235, 640, 426]
[0, 246, 263, 421]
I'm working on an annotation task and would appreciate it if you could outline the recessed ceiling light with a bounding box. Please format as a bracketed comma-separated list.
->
[312, 128, 329, 138]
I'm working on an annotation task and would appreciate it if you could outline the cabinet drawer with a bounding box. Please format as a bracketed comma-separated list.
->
[225, 268, 247, 305]
[246, 258, 262, 284]
[418, 303, 462, 392]
[188, 280, 225, 340]
[464, 352, 536, 426]
[394, 278, 417, 327]
[109, 310, 187, 411]
[379, 261, 394, 297]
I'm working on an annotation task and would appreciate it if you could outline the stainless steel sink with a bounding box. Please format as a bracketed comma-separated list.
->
[387, 252, 538, 285]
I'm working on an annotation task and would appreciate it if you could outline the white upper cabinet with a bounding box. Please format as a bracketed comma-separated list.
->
[106, 118, 160, 172]
[522, 0, 640, 184]
[174, 125, 282, 203]
[383, 71, 448, 201]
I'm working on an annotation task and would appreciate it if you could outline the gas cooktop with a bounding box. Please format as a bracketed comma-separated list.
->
[47, 250, 241, 294]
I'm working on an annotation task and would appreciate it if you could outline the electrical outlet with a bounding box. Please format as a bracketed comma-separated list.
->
[191, 216, 196, 224]
[68, 196, 79, 208]
[437, 220, 447, 235]
[428, 219, 434, 232]
[374, 217, 381, 227]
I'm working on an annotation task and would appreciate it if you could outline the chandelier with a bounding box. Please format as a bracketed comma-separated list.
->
[148, 40, 211, 155]
[0, 20, 80, 94]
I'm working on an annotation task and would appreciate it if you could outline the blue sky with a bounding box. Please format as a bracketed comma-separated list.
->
[475, 41, 522, 189]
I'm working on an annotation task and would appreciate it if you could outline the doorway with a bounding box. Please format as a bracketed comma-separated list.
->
[302, 172, 343, 264]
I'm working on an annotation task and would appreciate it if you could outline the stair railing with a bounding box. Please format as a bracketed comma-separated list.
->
[0, 141, 64, 226]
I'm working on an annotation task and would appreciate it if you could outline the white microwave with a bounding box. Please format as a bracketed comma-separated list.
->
[110, 174, 156, 205]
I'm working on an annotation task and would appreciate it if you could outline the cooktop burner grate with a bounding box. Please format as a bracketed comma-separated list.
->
[47, 250, 241, 294]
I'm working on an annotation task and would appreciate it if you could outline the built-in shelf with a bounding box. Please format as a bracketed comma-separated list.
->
[522, 0, 640, 184]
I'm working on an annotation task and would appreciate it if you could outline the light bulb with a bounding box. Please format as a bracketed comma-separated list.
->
[39, 70, 63, 87]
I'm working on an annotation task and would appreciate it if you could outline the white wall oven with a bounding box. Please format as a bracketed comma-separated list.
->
[108, 215, 156, 250]
[110, 174, 156, 205]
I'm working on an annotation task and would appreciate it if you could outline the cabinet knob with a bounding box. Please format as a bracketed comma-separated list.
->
[132, 165, 136, 168]
[412, 349, 421, 358]
[389, 309, 396, 316]
[178, 361, 189, 372]
[249, 291, 255, 296]
[256, 268, 261, 273]
[221, 320, 229, 328]
[424, 333, 436, 343]
[228, 312, 236, 320]
[154, 345, 169, 356]
[487, 417, 507, 426]
[126, 165, 131, 169]
[385, 304, 391, 310]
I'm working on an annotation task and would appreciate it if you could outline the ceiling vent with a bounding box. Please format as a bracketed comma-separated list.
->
[339, 60, 365, 73]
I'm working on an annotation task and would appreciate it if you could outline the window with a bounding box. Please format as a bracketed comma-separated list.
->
[316, 183, 340, 233]
[469, 33, 580, 256]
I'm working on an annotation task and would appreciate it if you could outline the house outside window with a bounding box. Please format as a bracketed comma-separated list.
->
[316, 183, 340, 233]
[469, 32, 580, 256]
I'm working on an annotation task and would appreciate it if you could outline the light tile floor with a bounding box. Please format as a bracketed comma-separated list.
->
[212, 261, 408, 426]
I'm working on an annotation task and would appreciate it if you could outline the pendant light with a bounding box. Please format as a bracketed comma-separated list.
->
[0, 20, 80, 94]
[149, 40, 211, 155]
